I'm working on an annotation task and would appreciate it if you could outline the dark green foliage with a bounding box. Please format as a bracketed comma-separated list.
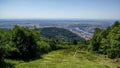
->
[49, 39, 58, 50]
[37, 41, 51, 54]
[107, 24, 120, 58]
[90, 21, 120, 58]
[72, 39, 78, 45]
[49, 38, 63, 50]
[112, 21, 120, 28]
[9, 25, 41, 60]
[0, 61, 14, 68]
[107, 49, 119, 59]
[0, 25, 52, 61]
[0, 25, 74, 61]
[40, 27, 85, 42]
[0, 29, 13, 62]
[90, 28, 103, 52]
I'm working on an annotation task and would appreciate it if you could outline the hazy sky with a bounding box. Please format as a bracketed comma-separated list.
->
[0, 0, 120, 19]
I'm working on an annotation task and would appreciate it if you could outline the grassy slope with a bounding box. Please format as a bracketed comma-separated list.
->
[9, 49, 119, 68]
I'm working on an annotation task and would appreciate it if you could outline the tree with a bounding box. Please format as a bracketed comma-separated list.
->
[107, 26, 120, 58]
[37, 41, 51, 54]
[10, 25, 41, 60]
[90, 28, 103, 52]
[0, 29, 13, 61]
[90, 21, 120, 59]
[49, 39, 58, 50]
[112, 21, 120, 28]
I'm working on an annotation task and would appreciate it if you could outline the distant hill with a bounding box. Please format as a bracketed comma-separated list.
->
[39, 27, 85, 42]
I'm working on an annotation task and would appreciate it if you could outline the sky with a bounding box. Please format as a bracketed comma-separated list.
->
[0, 0, 120, 20]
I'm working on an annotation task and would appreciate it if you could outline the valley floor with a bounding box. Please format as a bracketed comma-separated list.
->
[2, 49, 120, 68]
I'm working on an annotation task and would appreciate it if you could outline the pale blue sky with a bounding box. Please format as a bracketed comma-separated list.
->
[0, 0, 120, 19]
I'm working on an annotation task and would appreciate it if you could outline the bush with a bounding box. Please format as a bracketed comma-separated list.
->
[107, 49, 120, 59]
[37, 41, 51, 54]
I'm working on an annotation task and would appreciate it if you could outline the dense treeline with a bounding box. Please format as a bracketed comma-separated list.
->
[0, 26, 71, 62]
[90, 21, 120, 58]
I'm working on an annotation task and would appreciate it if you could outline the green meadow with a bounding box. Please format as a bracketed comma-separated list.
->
[2, 49, 119, 68]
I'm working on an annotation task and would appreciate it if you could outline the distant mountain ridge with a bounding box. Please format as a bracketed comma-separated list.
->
[0, 19, 117, 23]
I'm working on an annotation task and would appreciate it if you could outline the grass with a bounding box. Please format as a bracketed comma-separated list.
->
[1, 49, 120, 68]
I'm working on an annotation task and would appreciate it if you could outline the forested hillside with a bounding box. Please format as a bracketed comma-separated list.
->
[40, 27, 85, 42]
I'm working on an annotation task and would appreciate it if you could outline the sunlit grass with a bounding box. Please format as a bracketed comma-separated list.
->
[12, 49, 120, 68]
